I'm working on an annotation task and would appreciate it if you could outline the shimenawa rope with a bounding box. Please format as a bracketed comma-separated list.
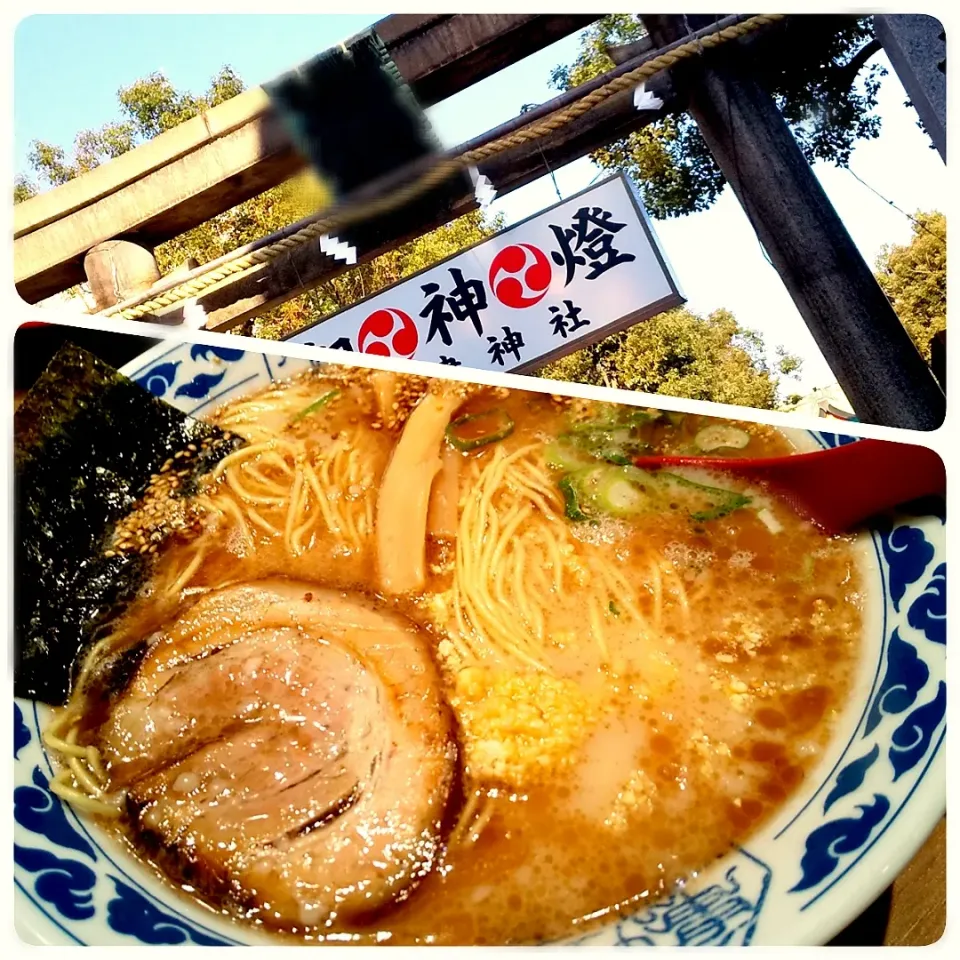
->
[104, 14, 784, 322]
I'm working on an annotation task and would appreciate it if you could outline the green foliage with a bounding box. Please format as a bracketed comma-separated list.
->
[26, 141, 77, 187]
[13, 174, 37, 204]
[553, 16, 885, 218]
[875, 211, 946, 361]
[25, 67, 244, 185]
[255, 208, 503, 340]
[538, 307, 799, 409]
[776, 345, 802, 377]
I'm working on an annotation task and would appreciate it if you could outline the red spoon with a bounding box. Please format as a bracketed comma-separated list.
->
[633, 438, 945, 534]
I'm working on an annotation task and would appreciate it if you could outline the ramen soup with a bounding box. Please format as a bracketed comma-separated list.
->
[46, 368, 865, 945]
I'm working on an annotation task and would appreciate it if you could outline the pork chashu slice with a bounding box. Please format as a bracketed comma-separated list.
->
[97, 580, 458, 930]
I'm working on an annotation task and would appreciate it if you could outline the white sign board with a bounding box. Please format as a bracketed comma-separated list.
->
[286, 174, 684, 373]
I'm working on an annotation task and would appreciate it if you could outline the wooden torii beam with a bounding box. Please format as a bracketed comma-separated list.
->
[88, 14, 801, 331]
[136, 77, 678, 332]
[873, 14, 946, 161]
[14, 13, 594, 304]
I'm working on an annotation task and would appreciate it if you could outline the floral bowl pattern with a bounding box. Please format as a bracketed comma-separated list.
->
[14, 342, 946, 946]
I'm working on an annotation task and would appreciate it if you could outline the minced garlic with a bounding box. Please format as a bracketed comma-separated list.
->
[603, 768, 657, 831]
[450, 667, 597, 787]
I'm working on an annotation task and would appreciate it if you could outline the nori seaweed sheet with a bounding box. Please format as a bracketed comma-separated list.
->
[14, 343, 246, 705]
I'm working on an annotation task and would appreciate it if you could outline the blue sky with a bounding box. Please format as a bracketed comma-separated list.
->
[14, 15, 947, 393]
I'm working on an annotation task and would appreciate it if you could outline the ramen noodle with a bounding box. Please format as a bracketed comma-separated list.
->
[44, 367, 864, 944]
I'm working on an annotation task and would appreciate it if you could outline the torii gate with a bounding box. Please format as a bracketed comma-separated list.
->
[13, 13, 946, 429]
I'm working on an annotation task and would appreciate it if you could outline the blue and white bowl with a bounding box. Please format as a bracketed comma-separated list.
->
[14, 342, 946, 946]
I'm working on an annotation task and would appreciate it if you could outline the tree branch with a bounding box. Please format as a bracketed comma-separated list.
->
[836, 38, 883, 88]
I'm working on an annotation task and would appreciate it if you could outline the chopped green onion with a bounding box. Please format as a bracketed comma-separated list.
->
[544, 439, 596, 472]
[756, 506, 784, 534]
[658, 472, 751, 522]
[569, 411, 619, 434]
[558, 464, 657, 521]
[694, 425, 751, 452]
[559, 474, 591, 521]
[622, 408, 661, 425]
[562, 466, 612, 521]
[594, 465, 657, 516]
[559, 422, 650, 466]
[290, 389, 341, 423]
[609, 600, 621, 617]
[446, 409, 515, 452]
[556, 461, 750, 525]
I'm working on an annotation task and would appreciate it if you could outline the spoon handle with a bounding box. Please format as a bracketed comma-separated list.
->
[634, 439, 945, 532]
[762, 439, 945, 532]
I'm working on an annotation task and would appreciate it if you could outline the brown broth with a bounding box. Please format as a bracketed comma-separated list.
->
[91, 372, 864, 945]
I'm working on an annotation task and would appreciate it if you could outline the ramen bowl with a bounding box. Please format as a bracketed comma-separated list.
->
[14, 342, 946, 946]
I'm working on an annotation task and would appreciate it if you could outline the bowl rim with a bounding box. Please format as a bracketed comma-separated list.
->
[13, 342, 946, 947]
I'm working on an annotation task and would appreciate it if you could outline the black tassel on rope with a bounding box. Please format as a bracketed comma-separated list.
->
[264, 29, 476, 251]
